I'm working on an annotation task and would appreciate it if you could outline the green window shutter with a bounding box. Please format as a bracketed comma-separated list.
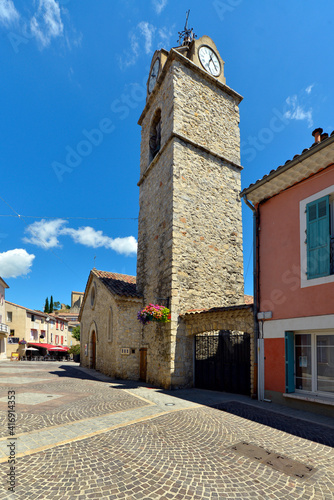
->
[306, 195, 330, 279]
[285, 331, 295, 393]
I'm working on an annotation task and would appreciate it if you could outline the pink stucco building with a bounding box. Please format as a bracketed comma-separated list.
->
[242, 128, 334, 416]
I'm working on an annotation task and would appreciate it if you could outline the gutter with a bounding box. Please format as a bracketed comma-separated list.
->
[242, 194, 260, 399]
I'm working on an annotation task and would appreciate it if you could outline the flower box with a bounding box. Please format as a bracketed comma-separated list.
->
[137, 304, 171, 325]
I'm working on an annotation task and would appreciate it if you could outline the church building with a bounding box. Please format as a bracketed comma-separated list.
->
[80, 31, 254, 391]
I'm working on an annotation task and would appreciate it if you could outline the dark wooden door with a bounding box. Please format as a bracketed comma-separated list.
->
[139, 348, 147, 381]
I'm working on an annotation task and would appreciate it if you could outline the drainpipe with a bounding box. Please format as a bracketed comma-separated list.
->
[242, 195, 260, 399]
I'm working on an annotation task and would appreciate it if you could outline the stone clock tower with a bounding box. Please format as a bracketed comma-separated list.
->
[136, 34, 244, 388]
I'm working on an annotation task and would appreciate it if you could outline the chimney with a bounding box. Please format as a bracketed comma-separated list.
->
[312, 127, 323, 143]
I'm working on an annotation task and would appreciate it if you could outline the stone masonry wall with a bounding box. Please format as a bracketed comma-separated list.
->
[80, 276, 142, 380]
[138, 64, 174, 179]
[173, 60, 241, 165]
[171, 139, 244, 314]
[136, 136, 175, 387]
[136, 66, 176, 388]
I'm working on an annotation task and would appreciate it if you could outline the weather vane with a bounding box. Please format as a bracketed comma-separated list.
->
[178, 10, 196, 46]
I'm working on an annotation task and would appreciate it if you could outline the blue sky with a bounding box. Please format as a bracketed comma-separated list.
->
[0, 0, 333, 310]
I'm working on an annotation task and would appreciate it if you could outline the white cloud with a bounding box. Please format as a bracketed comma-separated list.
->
[284, 95, 313, 128]
[23, 218, 65, 249]
[23, 219, 137, 256]
[305, 84, 314, 95]
[0, 0, 19, 26]
[157, 26, 174, 49]
[138, 21, 155, 54]
[0, 249, 35, 278]
[120, 21, 164, 69]
[108, 236, 138, 255]
[30, 0, 63, 48]
[63, 226, 111, 248]
[119, 31, 140, 70]
[152, 0, 168, 14]
[62, 226, 137, 256]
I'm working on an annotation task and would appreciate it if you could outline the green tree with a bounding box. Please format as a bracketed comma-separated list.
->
[53, 301, 61, 311]
[44, 297, 49, 313]
[71, 325, 80, 341]
[68, 344, 80, 355]
[49, 296, 54, 313]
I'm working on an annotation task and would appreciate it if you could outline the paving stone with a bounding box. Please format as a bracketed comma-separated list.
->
[0, 361, 334, 499]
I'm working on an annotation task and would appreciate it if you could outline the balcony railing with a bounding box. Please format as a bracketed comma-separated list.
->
[0, 323, 9, 334]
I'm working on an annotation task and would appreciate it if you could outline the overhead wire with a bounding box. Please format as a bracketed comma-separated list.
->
[0, 194, 137, 278]
[0, 215, 138, 220]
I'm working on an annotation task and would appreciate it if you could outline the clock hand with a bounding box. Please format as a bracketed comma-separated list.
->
[209, 56, 218, 71]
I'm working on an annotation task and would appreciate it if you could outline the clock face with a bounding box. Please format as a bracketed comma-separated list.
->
[148, 58, 160, 94]
[198, 46, 221, 77]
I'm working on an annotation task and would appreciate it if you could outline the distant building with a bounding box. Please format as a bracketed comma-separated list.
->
[5, 301, 69, 358]
[71, 291, 84, 311]
[0, 278, 9, 359]
[50, 291, 83, 347]
[241, 128, 334, 417]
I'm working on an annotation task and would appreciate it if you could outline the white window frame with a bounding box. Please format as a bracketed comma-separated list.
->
[30, 330, 38, 341]
[295, 329, 334, 397]
[300, 185, 334, 288]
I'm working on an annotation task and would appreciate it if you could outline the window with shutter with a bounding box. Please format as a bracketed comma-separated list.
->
[306, 195, 330, 279]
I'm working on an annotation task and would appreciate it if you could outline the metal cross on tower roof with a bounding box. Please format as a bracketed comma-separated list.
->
[178, 10, 197, 46]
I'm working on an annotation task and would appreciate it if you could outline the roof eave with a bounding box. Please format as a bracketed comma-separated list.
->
[241, 134, 334, 204]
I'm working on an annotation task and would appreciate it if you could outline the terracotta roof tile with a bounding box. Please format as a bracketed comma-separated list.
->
[244, 294, 254, 305]
[182, 303, 253, 316]
[93, 269, 141, 298]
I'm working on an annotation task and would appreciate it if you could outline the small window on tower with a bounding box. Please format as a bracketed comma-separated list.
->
[149, 109, 161, 163]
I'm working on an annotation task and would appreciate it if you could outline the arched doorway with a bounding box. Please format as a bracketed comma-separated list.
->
[90, 330, 96, 369]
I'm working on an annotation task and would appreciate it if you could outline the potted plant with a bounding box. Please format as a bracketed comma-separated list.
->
[19, 339, 27, 345]
[137, 304, 171, 325]
[69, 344, 80, 362]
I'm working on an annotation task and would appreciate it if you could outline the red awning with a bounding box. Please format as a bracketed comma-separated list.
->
[28, 343, 54, 349]
[28, 343, 69, 351]
[48, 346, 69, 352]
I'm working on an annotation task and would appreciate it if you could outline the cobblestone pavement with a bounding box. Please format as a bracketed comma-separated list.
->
[213, 402, 334, 447]
[0, 364, 148, 437]
[0, 361, 334, 499]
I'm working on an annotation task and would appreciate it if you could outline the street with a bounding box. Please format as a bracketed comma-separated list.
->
[0, 361, 333, 499]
